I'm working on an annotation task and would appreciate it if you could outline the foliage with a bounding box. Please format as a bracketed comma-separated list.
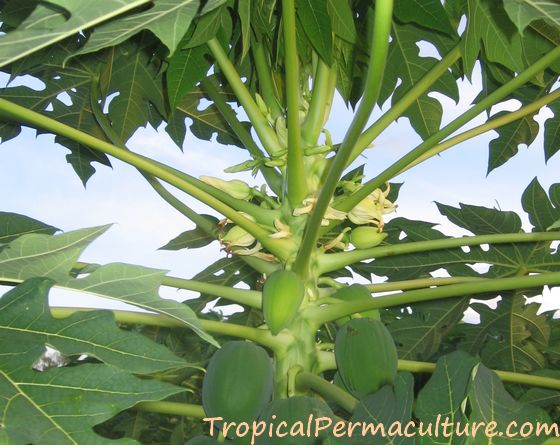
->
[1, 0, 560, 443]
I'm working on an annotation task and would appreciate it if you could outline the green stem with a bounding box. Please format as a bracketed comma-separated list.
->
[401, 89, 560, 173]
[319, 232, 560, 274]
[309, 271, 560, 325]
[346, 45, 462, 165]
[0, 97, 289, 259]
[319, 355, 560, 391]
[295, 371, 358, 413]
[50, 307, 281, 350]
[207, 38, 283, 156]
[282, 0, 306, 207]
[302, 59, 331, 146]
[293, 0, 394, 276]
[253, 42, 283, 119]
[342, 45, 560, 209]
[135, 401, 205, 418]
[367, 276, 487, 293]
[200, 77, 283, 196]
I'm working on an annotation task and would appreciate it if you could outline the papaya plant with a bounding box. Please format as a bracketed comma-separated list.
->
[1, 0, 560, 444]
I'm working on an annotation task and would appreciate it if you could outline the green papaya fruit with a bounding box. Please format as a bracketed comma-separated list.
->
[202, 341, 273, 426]
[350, 226, 387, 249]
[262, 270, 305, 335]
[255, 397, 335, 445]
[331, 284, 380, 324]
[335, 318, 398, 398]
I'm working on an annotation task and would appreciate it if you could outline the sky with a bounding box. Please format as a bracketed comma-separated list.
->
[1, 63, 560, 317]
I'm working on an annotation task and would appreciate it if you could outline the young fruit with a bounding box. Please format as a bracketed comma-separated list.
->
[331, 284, 380, 324]
[335, 318, 398, 397]
[350, 226, 387, 249]
[255, 397, 334, 445]
[262, 270, 305, 335]
[202, 341, 273, 426]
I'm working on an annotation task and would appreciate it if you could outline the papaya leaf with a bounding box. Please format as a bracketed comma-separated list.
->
[0, 211, 58, 244]
[544, 101, 560, 162]
[522, 178, 560, 232]
[326, 0, 356, 44]
[380, 22, 459, 140]
[167, 45, 211, 109]
[0, 225, 218, 346]
[339, 373, 415, 445]
[0, 0, 152, 68]
[393, 0, 455, 36]
[462, 0, 524, 78]
[0, 279, 189, 374]
[76, 0, 226, 57]
[458, 293, 551, 373]
[237, 0, 252, 61]
[296, 0, 332, 64]
[503, 0, 560, 34]
[383, 297, 470, 361]
[466, 364, 550, 445]
[415, 351, 479, 445]
[159, 216, 219, 250]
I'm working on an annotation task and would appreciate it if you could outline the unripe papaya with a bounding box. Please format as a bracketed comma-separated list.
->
[262, 270, 305, 335]
[255, 397, 335, 445]
[350, 226, 387, 249]
[331, 284, 380, 324]
[202, 341, 273, 426]
[335, 318, 398, 397]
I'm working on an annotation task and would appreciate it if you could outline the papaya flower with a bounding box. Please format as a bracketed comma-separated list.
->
[269, 219, 292, 239]
[200, 176, 253, 200]
[293, 197, 347, 226]
[348, 183, 397, 229]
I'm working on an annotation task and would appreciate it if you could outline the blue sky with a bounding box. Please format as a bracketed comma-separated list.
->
[1, 64, 559, 315]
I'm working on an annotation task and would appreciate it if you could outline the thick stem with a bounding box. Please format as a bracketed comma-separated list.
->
[49, 307, 281, 350]
[346, 45, 462, 165]
[293, 0, 394, 276]
[200, 77, 283, 196]
[342, 45, 560, 210]
[253, 42, 283, 119]
[0, 98, 290, 259]
[135, 401, 205, 418]
[295, 371, 358, 413]
[401, 89, 560, 173]
[282, 0, 307, 207]
[207, 38, 283, 156]
[319, 232, 560, 274]
[367, 276, 487, 293]
[309, 271, 560, 325]
[302, 59, 331, 146]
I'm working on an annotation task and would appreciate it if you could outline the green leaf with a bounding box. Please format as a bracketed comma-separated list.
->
[296, 0, 332, 64]
[0, 212, 58, 245]
[415, 351, 479, 445]
[545, 101, 560, 162]
[520, 370, 560, 408]
[0, 279, 188, 374]
[173, 87, 248, 148]
[436, 202, 522, 235]
[384, 297, 470, 361]
[342, 373, 415, 445]
[159, 216, 219, 250]
[237, 0, 252, 61]
[503, 0, 560, 34]
[462, 0, 524, 78]
[167, 45, 211, 109]
[459, 294, 550, 373]
[0, 225, 218, 346]
[0, 0, 152, 68]
[76, 0, 226, 57]
[466, 363, 550, 445]
[393, 0, 455, 36]
[522, 178, 560, 232]
[326, 0, 357, 44]
[487, 110, 540, 173]
[380, 22, 459, 140]
[105, 37, 166, 142]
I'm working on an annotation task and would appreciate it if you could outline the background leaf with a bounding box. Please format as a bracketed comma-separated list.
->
[503, 0, 560, 33]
